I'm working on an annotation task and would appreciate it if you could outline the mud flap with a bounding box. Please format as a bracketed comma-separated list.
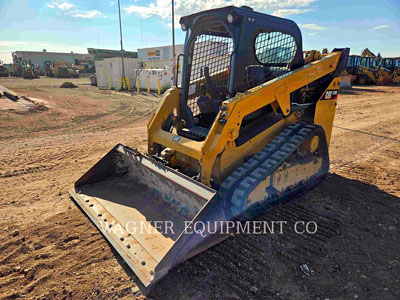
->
[69, 144, 226, 292]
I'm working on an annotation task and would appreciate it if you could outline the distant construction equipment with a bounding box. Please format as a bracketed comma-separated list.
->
[0, 61, 9, 77]
[44, 61, 79, 78]
[10, 54, 39, 79]
[376, 57, 400, 84]
[361, 48, 381, 58]
[22, 62, 39, 79]
[346, 48, 395, 85]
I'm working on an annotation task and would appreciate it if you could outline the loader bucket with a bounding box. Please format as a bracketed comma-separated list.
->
[69, 144, 230, 292]
[340, 75, 352, 89]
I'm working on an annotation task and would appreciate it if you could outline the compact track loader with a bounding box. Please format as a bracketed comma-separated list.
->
[69, 6, 349, 292]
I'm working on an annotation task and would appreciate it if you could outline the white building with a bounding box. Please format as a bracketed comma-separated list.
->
[137, 44, 184, 61]
[95, 57, 139, 89]
[95, 44, 189, 91]
[95, 57, 180, 91]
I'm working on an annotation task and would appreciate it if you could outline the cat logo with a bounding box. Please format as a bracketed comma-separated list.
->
[323, 90, 338, 100]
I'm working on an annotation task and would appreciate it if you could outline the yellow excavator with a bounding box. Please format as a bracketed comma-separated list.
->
[69, 6, 349, 293]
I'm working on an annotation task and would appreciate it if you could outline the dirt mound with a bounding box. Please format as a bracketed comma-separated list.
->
[60, 82, 78, 88]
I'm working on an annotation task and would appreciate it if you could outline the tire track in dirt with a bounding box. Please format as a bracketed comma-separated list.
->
[149, 173, 400, 300]
[148, 189, 346, 299]
[331, 130, 399, 172]
[0, 164, 56, 178]
[0, 88, 156, 141]
[0, 209, 136, 300]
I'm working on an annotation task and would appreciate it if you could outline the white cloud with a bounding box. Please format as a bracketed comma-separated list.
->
[46, 2, 104, 19]
[272, 8, 312, 17]
[372, 24, 389, 30]
[74, 10, 104, 18]
[125, 5, 159, 18]
[308, 32, 316, 36]
[57, 2, 74, 10]
[125, 0, 316, 22]
[299, 23, 325, 30]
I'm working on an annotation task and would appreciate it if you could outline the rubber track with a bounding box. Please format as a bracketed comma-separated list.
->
[218, 122, 318, 218]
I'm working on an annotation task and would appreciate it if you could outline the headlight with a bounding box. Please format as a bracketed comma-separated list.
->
[181, 23, 186, 31]
[227, 14, 233, 23]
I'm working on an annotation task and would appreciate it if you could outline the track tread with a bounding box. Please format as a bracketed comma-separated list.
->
[218, 122, 326, 218]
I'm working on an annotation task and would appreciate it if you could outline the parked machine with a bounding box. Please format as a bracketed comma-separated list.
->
[69, 6, 349, 292]
[10, 55, 39, 79]
[376, 57, 400, 84]
[34, 64, 45, 76]
[303, 48, 329, 64]
[48, 61, 79, 78]
[361, 48, 379, 58]
[44, 60, 54, 77]
[11, 55, 23, 77]
[11, 64, 23, 77]
[347, 55, 392, 85]
[73, 62, 94, 74]
[22, 61, 39, 79]
[0, 64, 9, 77]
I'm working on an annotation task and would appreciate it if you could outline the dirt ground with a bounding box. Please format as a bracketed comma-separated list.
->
[0, 77, 399, 300]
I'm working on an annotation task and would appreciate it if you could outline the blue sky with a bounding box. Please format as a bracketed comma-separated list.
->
[0, 0, 399, 63]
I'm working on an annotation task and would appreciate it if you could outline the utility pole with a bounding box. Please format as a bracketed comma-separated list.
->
[171, 0, 176, 85]
[118, 0, 127, 90]
[140, 14, 143, 47]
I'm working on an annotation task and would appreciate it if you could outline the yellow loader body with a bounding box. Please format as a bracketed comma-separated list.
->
[69, 6, 349, 293]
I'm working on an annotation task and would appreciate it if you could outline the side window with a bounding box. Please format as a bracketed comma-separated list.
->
[348, 57, 353, 67]
[254, 32, 297, 67]
[188, 32, 233, 116]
